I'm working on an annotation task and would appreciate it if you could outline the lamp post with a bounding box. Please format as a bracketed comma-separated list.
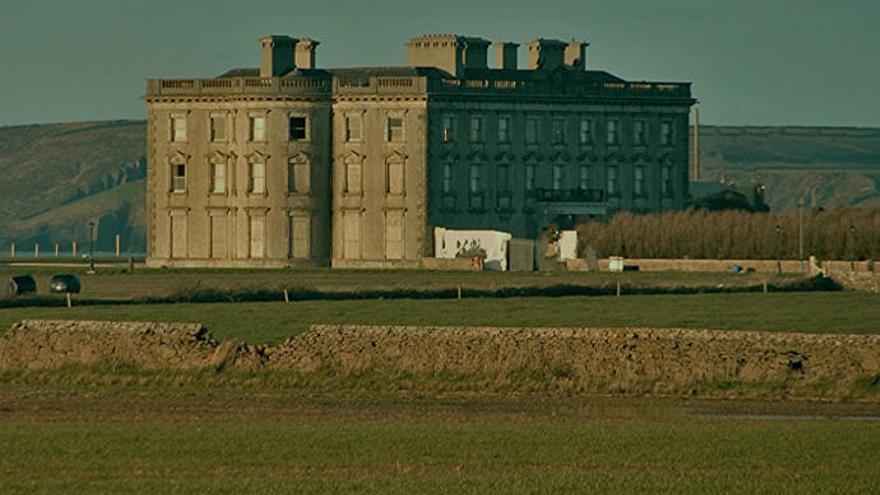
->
[87, 221, 96, 273]
[775, 224, 782, 275]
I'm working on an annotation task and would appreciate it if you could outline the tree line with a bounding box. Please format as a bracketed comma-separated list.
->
[576, 208, 879, 260]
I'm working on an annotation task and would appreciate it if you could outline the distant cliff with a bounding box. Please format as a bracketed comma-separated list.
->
[0, 120, 877, 253]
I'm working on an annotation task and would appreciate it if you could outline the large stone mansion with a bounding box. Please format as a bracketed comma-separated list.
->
[144, 34, 695, 268]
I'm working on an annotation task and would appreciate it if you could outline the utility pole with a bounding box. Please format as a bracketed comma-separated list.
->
[88, 221, 96, 273]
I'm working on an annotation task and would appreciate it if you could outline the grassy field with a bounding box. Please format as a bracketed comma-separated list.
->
[2, 380, 879, 495]
[1, 292, 878, 343]
[0, 265, 808, 300]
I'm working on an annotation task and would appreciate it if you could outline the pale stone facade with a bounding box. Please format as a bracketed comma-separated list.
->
[144, 34, 694, 268]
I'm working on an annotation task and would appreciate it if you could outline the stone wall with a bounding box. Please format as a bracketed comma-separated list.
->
[2, 321, 878, 400]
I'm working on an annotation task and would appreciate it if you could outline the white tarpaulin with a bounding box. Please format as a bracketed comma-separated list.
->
[434, 227, 513, 271]
[558, 230, 578, 260]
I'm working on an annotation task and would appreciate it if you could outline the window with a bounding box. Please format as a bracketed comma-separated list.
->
[210, 115, 226, 142]
[635, 165, 646, 196]
[249, 215, 265, 259]
[607, 165, 619, 195]
[525, 116, 539, 144]
[344, 159, 362, 194]
[661, 165, 673, 196]
[442, 116, 455, 143]
[579, 119, 593, 145]
[497, 116, 511, 143]
[579, 164, 591, 190]
[289, 214, 310, 259]
[442, 163, 453, 194]
[171, 163, 186, 193]
[525, 163, 536, 192]
[469, 164, 481, 194]
[497, 164, 511, 193]
[606, 119, 620, 145]
[345, 115, 362, 142]
[210, 162, 226, 194]
[633, 120, 646, 146]
[661, 121, 673, 146]
[288, 157, 310, 194]
[552, 163, 564, 191]
[552, 118, 566, 144]
[249, 162, 266, 194]
[387, 117, 404, 142]
[386, 160, 404, 195]
[470, 116, 484, 143]
[289, 116, 307, 141]
[170, 115, 187, 142]
[249, 116, 266, 142]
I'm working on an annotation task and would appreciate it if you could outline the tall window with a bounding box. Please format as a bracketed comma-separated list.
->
[497, 116, 511, 143]
[386, 160, 404, 195]
[170, 115, 187, 142]
[249, 162, 266, 194]
[469, 164, 481, 194]
[497, 163, 511, 192]
[552, 163, 564, 191]
[288, 156, 310, 194]
[344, 159, 362, 194]
[249, 116, 266, 142]
[442, 116, 455, 143]
[171, 163, 186, 193]
[210, 162, 226, 194]
[661, 165, 673, 196]
[442, 163, 453, 194]
[525, 163, 536, 192]
[289, 116, 308, 141]
[249, 216, 265, 259]
[607, 165, 619, 195]
[387, 117, 404, 142]
[552, 118, 566, 144]
[289, 214, 310, 259]
[633, 120, 646, 146]
[579, 118, 592, 145]
[579, 164, 591, 190]
[634, 165, 646, 196]
[470, 116, 484, 143]
[661, 121, 673, 146]
[209, 115, 226, 142]
[525, 116, 539, 144]
[606, 119, 620, 145]
[345, 115, 362, 141]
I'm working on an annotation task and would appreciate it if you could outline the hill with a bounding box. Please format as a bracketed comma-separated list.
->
[0, 121, 877, 254]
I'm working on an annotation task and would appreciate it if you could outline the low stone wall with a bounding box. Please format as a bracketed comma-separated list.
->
[2, 321, 878, 400]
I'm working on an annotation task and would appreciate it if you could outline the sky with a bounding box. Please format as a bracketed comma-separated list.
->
[1, 0, 878, 127]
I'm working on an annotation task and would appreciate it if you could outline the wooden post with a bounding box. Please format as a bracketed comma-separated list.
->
[616, 281, 622, 297]
[283, 288, 290, 303]
[763, 280, 768, 294]
[115, 233, 121, 257]
[457, 285, 462, 300]
[34, 243, 39, 258]
[72, 241, 78, 258]
[10, 243, 15, 258]
[55, 242, 60, 257]
[66, 293, 72, 308]
[128, 256, 134, 272]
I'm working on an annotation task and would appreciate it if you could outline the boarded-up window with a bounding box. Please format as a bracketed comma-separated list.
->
[288, 156, 310, 194]
[170, 213, 187, 258]
[249, 216, 265, 259]
[387, 160, 404, 195]
[385, 210, 404, 260]
[210, 215, 227, 259]
[344, 159, 362, 194]
[289, 214, 310, 259]
[343, 211, 361, 260]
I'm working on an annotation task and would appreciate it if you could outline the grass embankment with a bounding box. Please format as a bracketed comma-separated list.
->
[2, 383, 879, 495]
[1, 292, 878, 343]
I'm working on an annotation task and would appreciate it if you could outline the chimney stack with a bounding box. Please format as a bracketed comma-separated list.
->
[260, 35, 297, 77]
[295, 38, 319, 70]
[494, 42, 519, 70]
[564, 41, 588, 70]
[527, 39, 567, 70]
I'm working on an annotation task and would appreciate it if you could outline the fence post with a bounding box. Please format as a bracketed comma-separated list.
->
[115, 233, 121, 257]
[34, 243, 39, 258]
[72, 240, 78, 258]
[10, 243, 15, 258]
[55, 242, 60, 257]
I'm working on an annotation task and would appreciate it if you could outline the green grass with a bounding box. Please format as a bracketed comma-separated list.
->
[2, 385, 879, 495]
[1, 292, 878, 343]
